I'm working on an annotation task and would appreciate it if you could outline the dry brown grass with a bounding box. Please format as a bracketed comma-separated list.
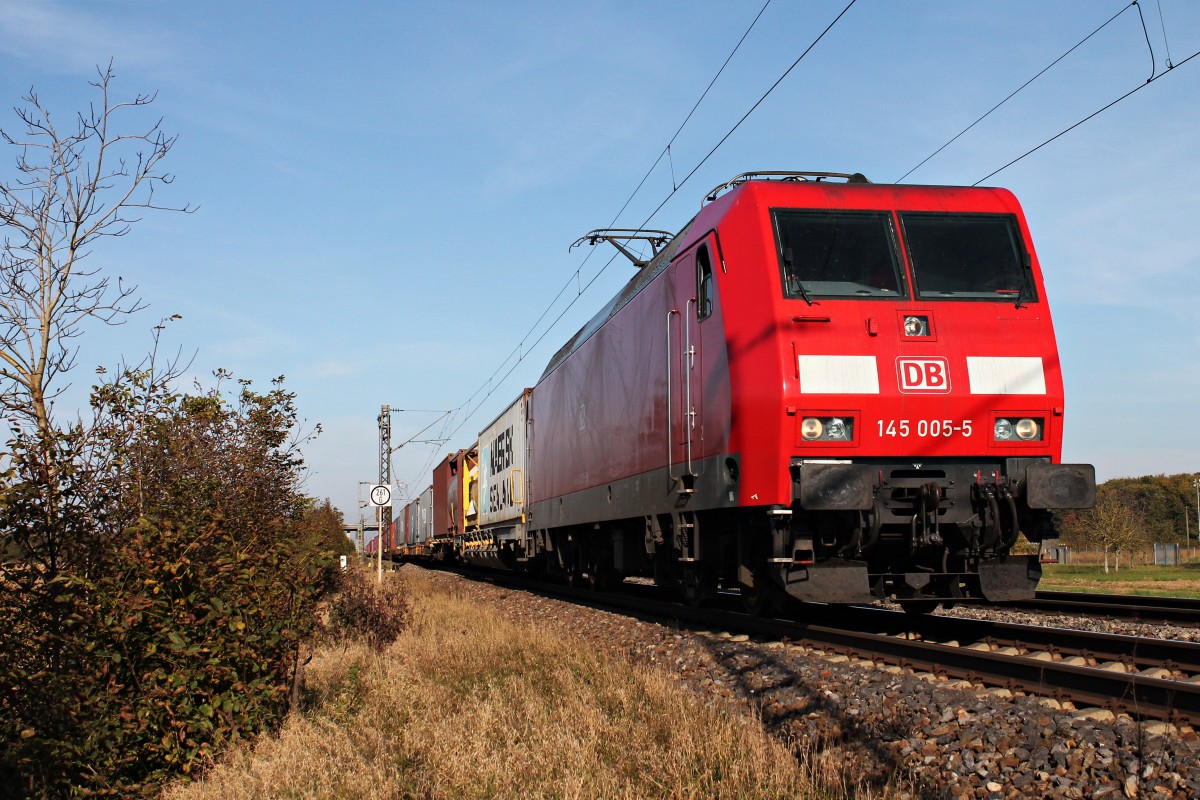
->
[164, 570, 865, 800]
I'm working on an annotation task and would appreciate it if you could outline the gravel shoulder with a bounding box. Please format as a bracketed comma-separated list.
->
[928, 602, 1200, 643]
[412, 565, 1200, 800]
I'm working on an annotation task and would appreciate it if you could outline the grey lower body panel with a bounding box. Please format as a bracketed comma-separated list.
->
[528, 454, 738, 533]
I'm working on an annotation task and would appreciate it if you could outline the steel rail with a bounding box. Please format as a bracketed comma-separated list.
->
[831, 606, 1200, 673]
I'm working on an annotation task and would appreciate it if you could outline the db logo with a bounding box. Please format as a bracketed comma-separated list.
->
[896, 357, 951, 393]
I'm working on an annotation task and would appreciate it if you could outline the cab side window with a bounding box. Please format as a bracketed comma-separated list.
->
[697, 246, 714, 320]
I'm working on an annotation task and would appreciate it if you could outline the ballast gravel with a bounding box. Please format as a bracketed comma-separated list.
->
[408, 566, 1200, 799]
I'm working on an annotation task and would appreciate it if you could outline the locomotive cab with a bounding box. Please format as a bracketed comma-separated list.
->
[712, 173, 1095, 606]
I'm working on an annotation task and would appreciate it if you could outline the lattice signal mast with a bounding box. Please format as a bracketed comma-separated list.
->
[378, 404, 391, 552]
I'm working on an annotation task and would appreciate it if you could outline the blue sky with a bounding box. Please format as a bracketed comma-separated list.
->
[1, 0, 1198, 527]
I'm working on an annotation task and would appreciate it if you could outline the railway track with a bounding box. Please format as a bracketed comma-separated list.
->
[454, 567, 1200, 724]
[821, 604, 1200, 722]
[996, 590, 1200, 626]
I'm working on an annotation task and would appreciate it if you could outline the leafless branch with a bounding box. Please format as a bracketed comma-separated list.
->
[0, 64, 190, 438]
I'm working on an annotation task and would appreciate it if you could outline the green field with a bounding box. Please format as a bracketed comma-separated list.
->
[1039, 563, 1200, 599]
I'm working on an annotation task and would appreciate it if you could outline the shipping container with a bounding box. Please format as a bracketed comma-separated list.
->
[433, 449, 477, 557]
[432, 451, 461, 541]
[402, 500, 414, 546]
[478, 389, 531, 532]
[416, 485, 433, 544]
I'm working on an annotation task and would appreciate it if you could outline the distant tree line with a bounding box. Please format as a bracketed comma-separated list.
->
[1056, 473, 1200, 570]
[0, 68, 355, 797]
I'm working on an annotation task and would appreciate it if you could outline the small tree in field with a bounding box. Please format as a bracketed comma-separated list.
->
[0, 63, 189, 441]
[1061, 491, 1143, 573]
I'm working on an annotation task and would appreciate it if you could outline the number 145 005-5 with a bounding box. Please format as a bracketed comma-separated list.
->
[877, 419, 973, 438]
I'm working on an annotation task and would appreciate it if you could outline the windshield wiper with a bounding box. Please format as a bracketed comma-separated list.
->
[1015, 253, 1033, 308]
[783, 248, 813, 305]
[995, 256, 1032, 307]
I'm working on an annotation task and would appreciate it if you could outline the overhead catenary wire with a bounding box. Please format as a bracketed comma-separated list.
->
[409, 412, 457, 498]
[974, 45, 1199, 186]
[433, 245, 624, 448]
[637, 0, 858, 229]
[897, 1, 1142, 183]
[1134, 0, 1159, 80]
[611, 0, 772, 208]
[389, 409, 452, 455]
[1155, 0, 1175, 67]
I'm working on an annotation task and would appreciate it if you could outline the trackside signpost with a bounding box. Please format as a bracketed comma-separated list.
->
[369, 484, 392, 583]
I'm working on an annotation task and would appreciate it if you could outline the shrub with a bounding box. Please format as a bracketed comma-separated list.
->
[0, 374, 349, 798]
[326, 570, 409, 651]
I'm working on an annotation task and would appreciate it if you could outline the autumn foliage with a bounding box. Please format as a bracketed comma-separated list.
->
[0, 371, 355, 798]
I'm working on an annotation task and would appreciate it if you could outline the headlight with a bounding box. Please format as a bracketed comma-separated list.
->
[903, 315, 930, 337]
[994, 416, 1043, 442]
[801, 416, 853, 442]
[1014, 417, 1040, 440]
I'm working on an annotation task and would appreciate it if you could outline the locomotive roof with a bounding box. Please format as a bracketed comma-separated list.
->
[717, 174, 1021, 214]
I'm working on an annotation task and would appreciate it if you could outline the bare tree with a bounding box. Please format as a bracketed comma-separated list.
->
[1088, 494, 1143, 573]
[0, 63, 190, 440]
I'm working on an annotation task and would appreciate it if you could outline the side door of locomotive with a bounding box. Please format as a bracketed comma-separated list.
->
[668, 239, 716, 480]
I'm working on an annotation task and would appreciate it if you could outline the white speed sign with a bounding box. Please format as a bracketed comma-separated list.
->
[369, 484, 392, 507]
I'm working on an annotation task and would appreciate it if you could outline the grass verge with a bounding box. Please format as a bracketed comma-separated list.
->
[165, 569, 857, 800]
[1040, 563, 1200, 598]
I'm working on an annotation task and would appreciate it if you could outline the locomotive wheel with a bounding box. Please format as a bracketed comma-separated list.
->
[565, 568, 581, 588]
[682, 564, 717, 608]
[594, 568, 622, 591]
[739, 576, 784, 616]
[581, 566, 609, 591]
[740, 581, 770, 616]
[653, 553, 681, 595]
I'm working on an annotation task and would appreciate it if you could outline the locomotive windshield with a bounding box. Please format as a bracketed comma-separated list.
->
[901, 212, 1035, 302]
[772, 209, 1037, 303]
[772, 210, 904, 299]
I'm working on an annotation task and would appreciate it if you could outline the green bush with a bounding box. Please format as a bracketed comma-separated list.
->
[0, 374, 353, 798]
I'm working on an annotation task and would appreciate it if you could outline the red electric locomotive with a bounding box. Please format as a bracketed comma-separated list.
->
[526, 171, 1094, 610]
